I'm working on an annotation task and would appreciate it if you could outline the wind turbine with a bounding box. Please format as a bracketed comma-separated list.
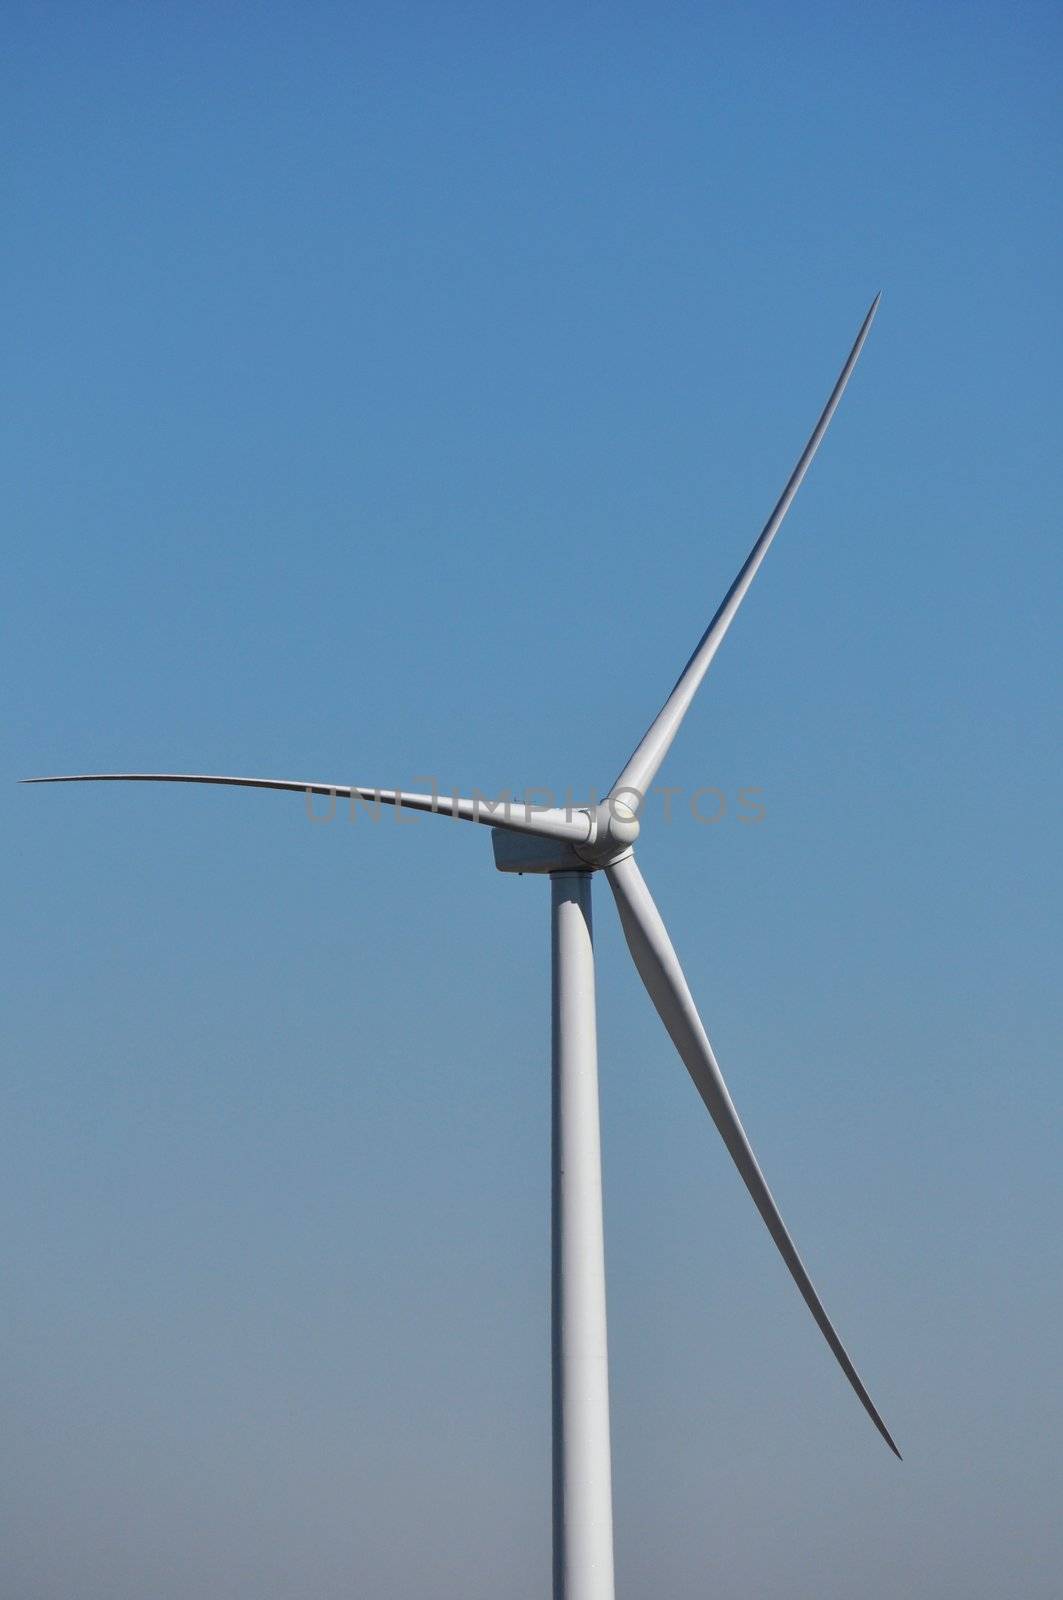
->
[26, 295, 898, 1600]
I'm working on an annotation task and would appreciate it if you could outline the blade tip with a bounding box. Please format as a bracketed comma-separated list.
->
[878, 1423, 902, 1459]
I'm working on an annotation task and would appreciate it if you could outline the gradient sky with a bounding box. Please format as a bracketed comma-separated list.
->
[4, 4, 1061, 1597]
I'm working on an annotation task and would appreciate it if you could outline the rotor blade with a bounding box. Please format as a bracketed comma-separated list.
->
[610, 295, 880, 809]
[21, 774, 590, 843]
[605, 850, 900, 1457]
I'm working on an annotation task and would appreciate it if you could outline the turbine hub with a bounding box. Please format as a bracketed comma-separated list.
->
[573, 797, 640, 866]
[604, 799, 640, 845]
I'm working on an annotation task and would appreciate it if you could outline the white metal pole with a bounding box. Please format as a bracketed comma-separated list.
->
[551, 871, 616, 1600]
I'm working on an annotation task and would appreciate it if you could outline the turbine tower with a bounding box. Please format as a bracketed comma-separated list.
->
[26, 296, 898, 1600]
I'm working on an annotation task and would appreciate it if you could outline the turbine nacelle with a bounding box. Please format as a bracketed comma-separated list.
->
[492, 797, 640, 874]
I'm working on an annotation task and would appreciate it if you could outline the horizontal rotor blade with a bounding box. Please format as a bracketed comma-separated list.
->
[610, 295, 880, 809]
[605, 850, 900, 1458]
[21, 774, 591, 843]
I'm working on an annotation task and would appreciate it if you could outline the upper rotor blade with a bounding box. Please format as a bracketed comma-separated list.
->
[610, 295, 880, 809]
[21, 774, 590, 843]
[605, 850, 900, 1457]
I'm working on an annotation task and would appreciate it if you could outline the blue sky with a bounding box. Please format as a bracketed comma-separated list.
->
[4, 4, 1061, 1596]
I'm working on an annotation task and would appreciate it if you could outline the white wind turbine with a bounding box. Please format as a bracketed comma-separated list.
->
[26, 296, 898, 1600]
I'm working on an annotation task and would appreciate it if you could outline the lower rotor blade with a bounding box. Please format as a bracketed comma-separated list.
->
[21, 774, 589, 843]
[605, 850, 900, 1458]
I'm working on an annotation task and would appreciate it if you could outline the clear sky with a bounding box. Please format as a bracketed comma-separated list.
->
[4, 4, 1061, 1596]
